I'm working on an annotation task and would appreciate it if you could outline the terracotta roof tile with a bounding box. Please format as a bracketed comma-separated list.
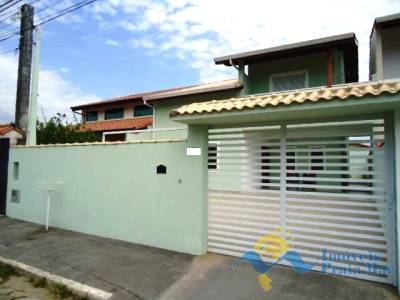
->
[71, 79, 242, 110]
[80, 117, 152, 132]
[0, 124, 24, 135]
[171, 80, 400, 117]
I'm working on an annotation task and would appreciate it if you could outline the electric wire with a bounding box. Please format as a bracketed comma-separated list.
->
[0, 0, 99, 42]
[0, 0, 23, 14]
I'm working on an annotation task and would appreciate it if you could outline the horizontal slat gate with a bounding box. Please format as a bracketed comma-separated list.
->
[207, 119, 396, 284]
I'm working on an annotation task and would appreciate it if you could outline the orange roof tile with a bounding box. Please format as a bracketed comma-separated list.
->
[70, 79, 242, 111]
[0, 124, 24, 135]
[80, 117, 152, 132]
[171, 80, 400, 117]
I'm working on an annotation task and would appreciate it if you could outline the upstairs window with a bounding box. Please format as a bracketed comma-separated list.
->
[270, 70, 308, 92]
[85, 111, 98, 122]
[134, 105, 153, 117]
[105, 108, 124, 120]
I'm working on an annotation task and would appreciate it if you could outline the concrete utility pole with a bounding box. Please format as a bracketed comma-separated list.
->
[15, 4, 34, 141]
[26, 27, 41, 146]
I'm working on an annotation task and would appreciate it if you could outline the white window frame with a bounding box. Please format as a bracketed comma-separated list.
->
[269, 69, 309, 92]
[208, 142, 220, 171]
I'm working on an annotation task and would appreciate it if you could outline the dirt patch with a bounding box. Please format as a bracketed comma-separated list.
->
[24, 227, 47, 241]
[1, 275, 54, 299]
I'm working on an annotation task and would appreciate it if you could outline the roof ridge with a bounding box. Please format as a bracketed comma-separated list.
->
[71, 78, 239, 110]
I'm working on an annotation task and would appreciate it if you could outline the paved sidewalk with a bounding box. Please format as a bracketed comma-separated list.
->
[0, 217, 193, 299]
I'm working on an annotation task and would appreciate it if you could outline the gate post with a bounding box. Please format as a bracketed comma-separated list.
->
[0, 138, 10, 215]
[187, 125, 209, 254]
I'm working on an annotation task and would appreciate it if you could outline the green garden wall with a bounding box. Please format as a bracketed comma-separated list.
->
[6, 137, 208, 255]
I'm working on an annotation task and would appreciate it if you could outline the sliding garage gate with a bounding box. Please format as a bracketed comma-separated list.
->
[207, 118, 396, 284]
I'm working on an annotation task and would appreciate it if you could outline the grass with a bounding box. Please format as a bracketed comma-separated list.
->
[1, 262, 89, 300]
[0, 263, 18, 282]
[28, 275, 47, 288]
[48, 282, 89, 300]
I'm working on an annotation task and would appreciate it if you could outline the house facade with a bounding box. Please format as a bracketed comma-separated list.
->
[5, 12, 400, 291]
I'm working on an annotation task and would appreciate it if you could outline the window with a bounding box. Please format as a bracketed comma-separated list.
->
[208, 143, 219, 170]
[105, 108, 124, 120]
[134, 105, 153, 117]
[270, 70, 308, 92]
[85, 111, 98, 122]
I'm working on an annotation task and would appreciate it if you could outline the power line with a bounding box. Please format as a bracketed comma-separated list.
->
[36, 0, 98, 26]
[0, 0, 40, 21]
[0, 0, 17, 9]
[35, 0, 67, 15]
[0, 0, 23, 14]
[0, 0, 99, 42]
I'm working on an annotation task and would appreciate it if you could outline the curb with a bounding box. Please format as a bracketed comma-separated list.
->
[0, 256, 113, 300]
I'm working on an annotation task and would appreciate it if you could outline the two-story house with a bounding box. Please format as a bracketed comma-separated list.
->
[72, 33, 358, 142]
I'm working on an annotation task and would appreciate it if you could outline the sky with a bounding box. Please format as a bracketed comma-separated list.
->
[0, 0, 400, 123]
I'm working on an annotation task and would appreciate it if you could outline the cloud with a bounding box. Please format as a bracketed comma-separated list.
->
[130, 38, 155, 49]
[105, 39, 121, 47]
[94, 0, 400, 82]
[0, 51, 98, 124]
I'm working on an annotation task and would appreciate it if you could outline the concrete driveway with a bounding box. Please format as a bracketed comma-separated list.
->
[0, 217, 398, 300]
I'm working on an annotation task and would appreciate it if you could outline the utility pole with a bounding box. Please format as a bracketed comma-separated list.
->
[26, 27, 40, 146]
[15, 4, 34, 142]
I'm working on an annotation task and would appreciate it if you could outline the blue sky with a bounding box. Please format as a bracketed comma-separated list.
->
[0, 0, 400, 122]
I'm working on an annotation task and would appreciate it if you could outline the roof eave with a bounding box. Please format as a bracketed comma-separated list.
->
[214, 33, 357, 66]
[170, 93, 400, 127]
[145, 82, 244, 102]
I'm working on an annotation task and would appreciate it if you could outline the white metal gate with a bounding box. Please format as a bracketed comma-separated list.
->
[207, 117, 396, 284]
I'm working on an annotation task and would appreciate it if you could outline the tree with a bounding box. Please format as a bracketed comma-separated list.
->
[37, 113, 101, 145]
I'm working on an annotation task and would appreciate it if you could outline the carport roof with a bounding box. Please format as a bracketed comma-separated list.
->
[170, 80, 400, 117]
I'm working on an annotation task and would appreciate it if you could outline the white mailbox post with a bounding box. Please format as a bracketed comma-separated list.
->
[38, 181, 63, 232]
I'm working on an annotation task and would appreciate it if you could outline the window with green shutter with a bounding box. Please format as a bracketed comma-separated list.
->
[86, 111, 98, 122]
[134, 105, 153, 117]
[105, 108, 124, 120]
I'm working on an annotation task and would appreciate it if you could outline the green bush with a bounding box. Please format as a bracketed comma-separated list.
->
[37, 113, 101, 145]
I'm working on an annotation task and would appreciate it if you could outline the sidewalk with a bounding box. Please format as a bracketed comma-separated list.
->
[0, 217, 193, 299]
[0, 217, 398, 300]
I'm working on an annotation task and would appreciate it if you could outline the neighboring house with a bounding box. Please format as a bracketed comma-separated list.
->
[0, 124, 23, 145]
[7, 12, 400, 291]
[71, 80, 243, 141]
[370, 12, 400, 80]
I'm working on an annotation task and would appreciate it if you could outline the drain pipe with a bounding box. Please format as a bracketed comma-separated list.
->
[143, 98, 155, 140]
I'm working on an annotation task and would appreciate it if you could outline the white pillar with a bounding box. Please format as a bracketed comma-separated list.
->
[393, 110, 400, 290]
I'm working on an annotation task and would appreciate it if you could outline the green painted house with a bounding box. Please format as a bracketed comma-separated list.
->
[5, 12, 400, 291]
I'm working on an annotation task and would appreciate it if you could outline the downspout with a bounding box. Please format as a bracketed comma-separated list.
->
[143, 98, 155, 140]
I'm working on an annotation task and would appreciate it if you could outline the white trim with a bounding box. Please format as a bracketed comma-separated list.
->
[269, 69, 309, 92]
